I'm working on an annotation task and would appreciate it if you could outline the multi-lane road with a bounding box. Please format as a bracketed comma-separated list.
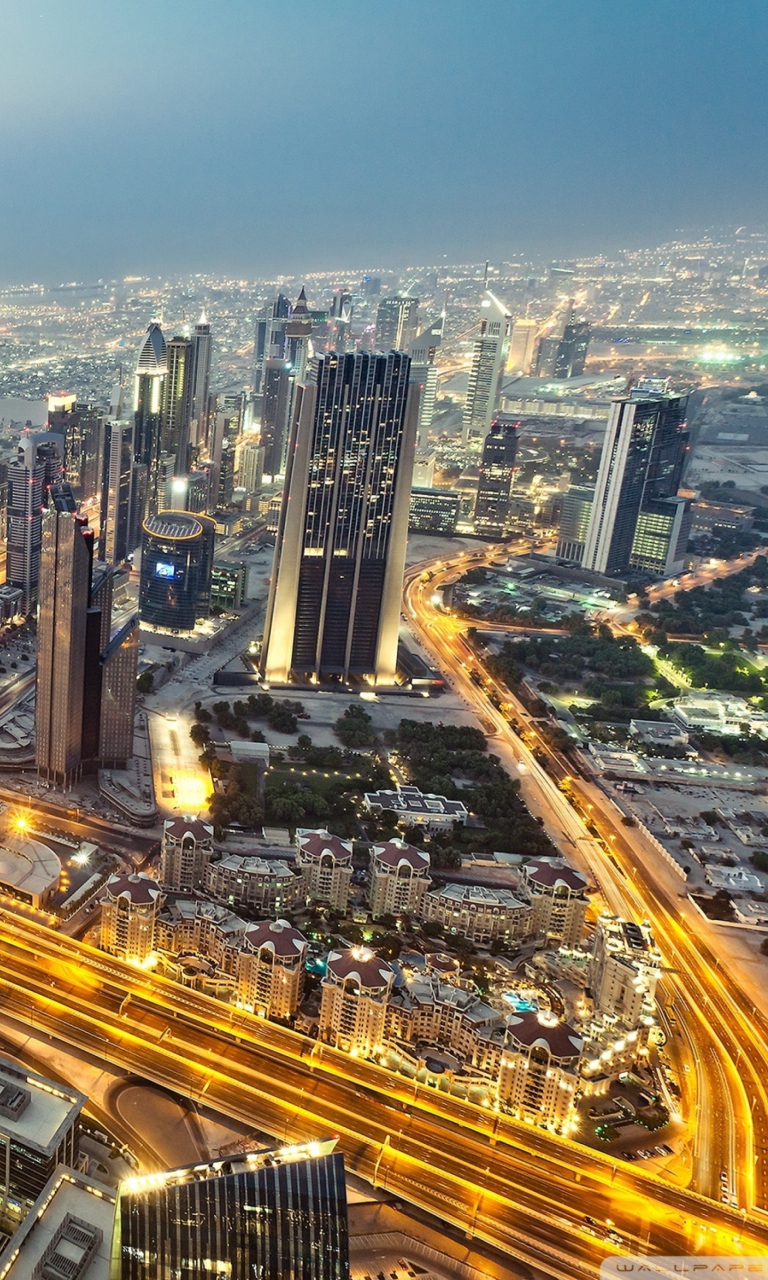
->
[0, 911, 762, 1278]
[403, 549, 768, 1216]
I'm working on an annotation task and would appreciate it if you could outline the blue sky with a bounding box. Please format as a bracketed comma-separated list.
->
[0, 0, 765, 280]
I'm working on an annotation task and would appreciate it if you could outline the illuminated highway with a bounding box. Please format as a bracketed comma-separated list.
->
[403, 549, 768, 1216]
[0, 913, 761, 1277]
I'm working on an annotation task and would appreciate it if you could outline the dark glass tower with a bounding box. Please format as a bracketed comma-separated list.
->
[139, 511, 216, 632]
[474, 413, 519, 538]
[261, 351, 419, 684]
[160, 335, 194, 473]
[584, 392, 690, 576]
[99, 419, 134, 564]
[115, 1145, 349, 1280]
[553, 320, 591, 379]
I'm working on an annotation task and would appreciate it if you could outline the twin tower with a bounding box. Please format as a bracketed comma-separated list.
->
[260, 350, 420, 687]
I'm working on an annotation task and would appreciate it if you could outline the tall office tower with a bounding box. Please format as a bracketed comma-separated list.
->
[507, 318, 538, 373]
[160, 335, 194, 475]
[99, 418, 134, 563]
[261, 359, 292, 477]
[115, 1143, 349, 1280]
[360, 274, 381, 298]
[236, 438, 264, 496]
[36, 485, 138, 787]
[285, 287, 311, 382]
[253, 293, 291, 393]
[329, 289, 353, 351]
[128, 462, 149, 551]
[556, 485, 595, 564]
[134, 322, 167, 475]
[188, 312, 212, 452]
[583, 391, 690, 577]
[375, 295, 419, 351]
[218, 436, 236, 506]
[47, 393, 100, 497]
[261, 351, 418, 685]
[408, 315, 443, 446]
[554, 320, 591, 379]
[6, 432, 63, 613]
[532, 334, 560, 377]
[462, 291, 512, 445]
[473, 413, 519, 538]
[35, 486, 92, 789]
[139, 511, 216, 633]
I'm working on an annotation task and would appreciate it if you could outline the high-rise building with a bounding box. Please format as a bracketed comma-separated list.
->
[473, 413, 519, 538]
[159, 817, 215, 890]
[532, 334, 560, 378]
[409, 488, 460, 534]
[522, 860, 588, 947]
[556, 485, 594, 564]
[139, 511, 216, 632]
[261, 351, 418, 684]
[235, 919, 308, 1018]
[368, 839, 431, 920]
[253, 293, 291, 393]
[582, 392, 690, 577]
[99, 418, 134, 564]
[0, 1056, 84, 1217]
[36, 485, 138, 787]
[507, 318, 538, 374]
[6, 432, 63, 614]
[47, 395, 103, 500]
[236, 438, 264, 496]
[189, 313, 212, 453]
[408, 315, 443, 445]
[498, 1011, 582, 1131]
[160, 335, 194, 476]
[590, 914, 661, 1029]
[329, 289, 353, 351]
[295, 829, 354, 913]
[100, 872, 162, 964]
[376, 295, 419, 351]
[134, 322, 167, 475]
[260, 359, 292, 478]
[554, 320, 591, 379]
[285, 287, 312, 383]
[462, 291, 512, 445]
[114, 1142, 349, 1280]
[319, 947, 394, 1057]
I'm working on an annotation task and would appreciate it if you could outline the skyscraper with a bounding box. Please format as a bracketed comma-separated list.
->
[189, 313, 212, 453]
[36, 485, 138, 788]
[553, 320, 591, 379]
[261, 351, 419, 684]
[139, 511, 216, 632]
[261, 359, 292, 478]
[115, 1142, 349, 1280]
[329, 289, 353, 351]
[254, 294, 291, 393]
[6, 432, 63, 614]
[376, 295, 419, 351]
[160, 334, 194, 475]
[462, 291, 512, 445]
[583, 391, 690, 577]
[47, 394, 103, 499]
[409, 315, 443, 446]
[507, 318, 538, 374]
[99, 418, 134, 564]
[474, 414, 519, 538]
[556, 485, 594, 564]
[134, 323, 167, 473]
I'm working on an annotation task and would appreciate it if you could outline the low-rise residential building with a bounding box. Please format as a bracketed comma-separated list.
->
[295, 829, 353, 913]
[628, 719, 689, 748]
[205, 855, 304, 914]
[363, 786, 468, 831]
[522, 859, 588, 947]
[590, 914, 661, 1029]
[236, 919, 308, 1020]
[387, 975, 505, 1077]
[159, 817, 215, 891]
[319, 947, 395, 1058]
[154, 898, 248, 974]
[368, 839, 431, 920]
[498, 1010, 583, 1132]
[100, 873, 163, 965]
[422, 883, 531, 946]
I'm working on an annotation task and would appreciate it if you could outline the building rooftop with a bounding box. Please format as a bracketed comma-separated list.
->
[364, 787, 468, 819]
[372, 839, 430, 872]
[326, 947, 395, 991]
[427, 882, 526, 909]
[0, 1169, 116, 1280]
[142, 511, 209, 540]
[506, 1010, 584, 1060]
[523, 859, 588, 893]
[163, 817, 214, 842]
[103, 872, 162, 906]
[0, 1056, 85, 1155]
[0, 835, 60, 900]
[296, 829, 354, 862]
[243, 919, 307, 958]
[209, 855, 297, 879]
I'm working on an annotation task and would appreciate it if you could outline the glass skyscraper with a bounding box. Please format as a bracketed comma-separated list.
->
[114, 1144, 349, 1280]
[139, 511, 216, 632]
[261, 351, 419, 684]
[473, 413, 519, 538]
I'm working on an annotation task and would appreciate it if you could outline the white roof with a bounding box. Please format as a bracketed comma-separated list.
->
[0, 836, 60, 899]
[3, 1169, 116, 1280]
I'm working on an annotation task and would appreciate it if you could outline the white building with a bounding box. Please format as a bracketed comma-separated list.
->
[628, 719, 689, 748]
[671, 693, 768, 739]
[363, 786, 468, 831]
[159, 817, 215, 891]
[100, 873, 162, 965]
[387, 975, 505, 1077]
[319, 947, 395, 1058]
[368, 839, 431, 920]
[154, 898, 248, 973]
[422, 883, 531, 946]
[590, 914, 661, 1030]
[498, 1010, 583, 1132]
[205, 855, 304, 914]
[236, 919, 308, 1020]
[522, 859, 588, 947]
[295, 829, 353, 913]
